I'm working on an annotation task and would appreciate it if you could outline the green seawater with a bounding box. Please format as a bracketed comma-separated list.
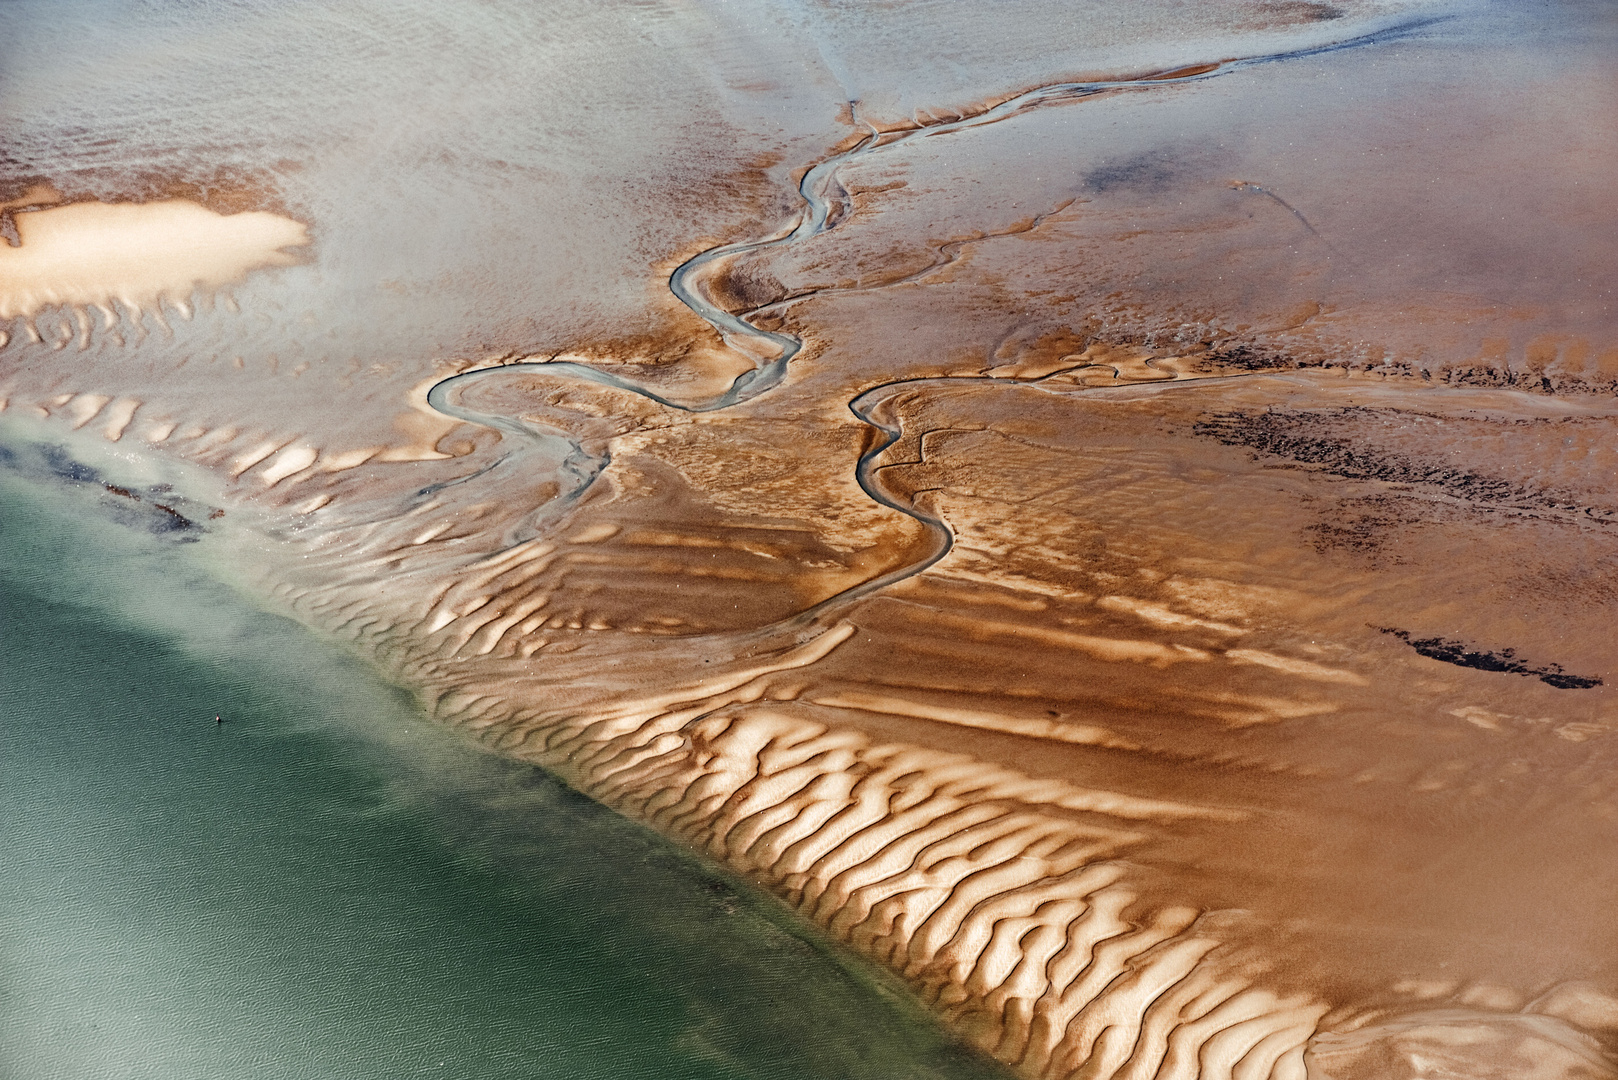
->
[0, 434, 1003, 1080]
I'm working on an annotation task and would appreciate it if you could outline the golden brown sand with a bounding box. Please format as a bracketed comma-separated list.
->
[20, 351, 1608, 1077]
[4, 47, 1617, 1080]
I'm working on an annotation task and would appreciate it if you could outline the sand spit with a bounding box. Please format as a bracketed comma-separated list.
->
[11, 171, 1618, 1080]
[147, 362, 1611, 1080]
[40, 363, 1618, 1080]
[9, 226, 1618, 1080]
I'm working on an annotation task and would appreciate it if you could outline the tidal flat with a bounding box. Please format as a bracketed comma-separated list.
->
[0, 432, 1006, 1080]
[2, 1, 1616, 1078]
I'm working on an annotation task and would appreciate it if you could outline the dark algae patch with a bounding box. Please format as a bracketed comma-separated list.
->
[1197, 408, 1527, 503]
[1379, 628, 1603, 689]
[3, 441, 211, 538]
[1194, 407, 1617, 521]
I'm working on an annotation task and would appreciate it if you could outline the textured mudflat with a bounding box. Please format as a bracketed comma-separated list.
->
[3, 2, 1616, 1077]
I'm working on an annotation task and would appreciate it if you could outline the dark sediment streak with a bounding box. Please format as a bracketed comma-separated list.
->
[1380, 627, 1603, 690]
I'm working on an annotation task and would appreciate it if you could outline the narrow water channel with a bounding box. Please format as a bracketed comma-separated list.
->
[420, 15, 1441, 617]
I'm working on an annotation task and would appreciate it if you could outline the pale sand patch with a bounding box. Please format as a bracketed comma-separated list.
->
[1096, 594, 1244, 634]
[100, 398, 141, 441]
[65, 394, 110, 429]
[229, 439, 286, 478]
[919, 608, 1213, 666]
[568, 523, 622, 544]
[259, 444, 320, 486]
[1224, 649, 1368, 685]
[0, 199, 308, 321]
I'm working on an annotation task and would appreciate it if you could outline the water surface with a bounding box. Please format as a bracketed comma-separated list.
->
[0, 436, 1003, 1080]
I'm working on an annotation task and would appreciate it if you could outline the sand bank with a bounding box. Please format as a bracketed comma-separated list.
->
[0, 199, 308, 336]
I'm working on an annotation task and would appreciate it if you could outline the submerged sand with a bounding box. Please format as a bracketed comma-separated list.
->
[3, 3, 1617, 1078]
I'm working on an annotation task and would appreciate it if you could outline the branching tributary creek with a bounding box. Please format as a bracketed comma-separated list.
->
[423, 19, 1439, 635]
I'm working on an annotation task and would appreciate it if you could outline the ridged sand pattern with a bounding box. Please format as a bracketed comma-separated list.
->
[4, 5, 1617, 1077]
[383, 611, 1329, 1080]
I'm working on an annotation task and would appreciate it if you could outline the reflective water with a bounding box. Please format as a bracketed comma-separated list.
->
[0, 436, 1004, 1080]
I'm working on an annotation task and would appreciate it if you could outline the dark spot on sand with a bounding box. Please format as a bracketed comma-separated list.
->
[1192, 408, 1574, 511]
[1082, 151, 1190, 195]
[1196, 343, 1293, 372]
[150, 503, 196, 528]
[7, 443, 206, 539]
[1380, 628, 1602, 689]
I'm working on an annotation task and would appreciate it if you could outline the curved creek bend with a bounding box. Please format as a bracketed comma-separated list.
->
[422, 22, 1435, 626]
[389, 22, 1618, 1080]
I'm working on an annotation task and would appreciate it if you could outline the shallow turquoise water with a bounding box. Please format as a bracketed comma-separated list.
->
[0, 438, 1002, 1080]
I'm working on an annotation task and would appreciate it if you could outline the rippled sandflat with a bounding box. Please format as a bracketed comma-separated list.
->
[2, 1, 1614, 1078]
[0, 452, 1004, 1080]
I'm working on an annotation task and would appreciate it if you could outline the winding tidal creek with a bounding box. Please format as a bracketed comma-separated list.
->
[3, 1, 1616, 1077]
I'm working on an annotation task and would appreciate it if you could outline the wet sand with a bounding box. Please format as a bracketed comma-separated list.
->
[0, 459, 1005, 1080]
[3, 1, 1617, 1077]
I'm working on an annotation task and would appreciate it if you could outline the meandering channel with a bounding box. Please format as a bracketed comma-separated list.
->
[423, 18, 1440, 618]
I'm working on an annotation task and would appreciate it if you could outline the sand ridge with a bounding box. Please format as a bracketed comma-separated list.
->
[184, 355, 1613, 1080]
